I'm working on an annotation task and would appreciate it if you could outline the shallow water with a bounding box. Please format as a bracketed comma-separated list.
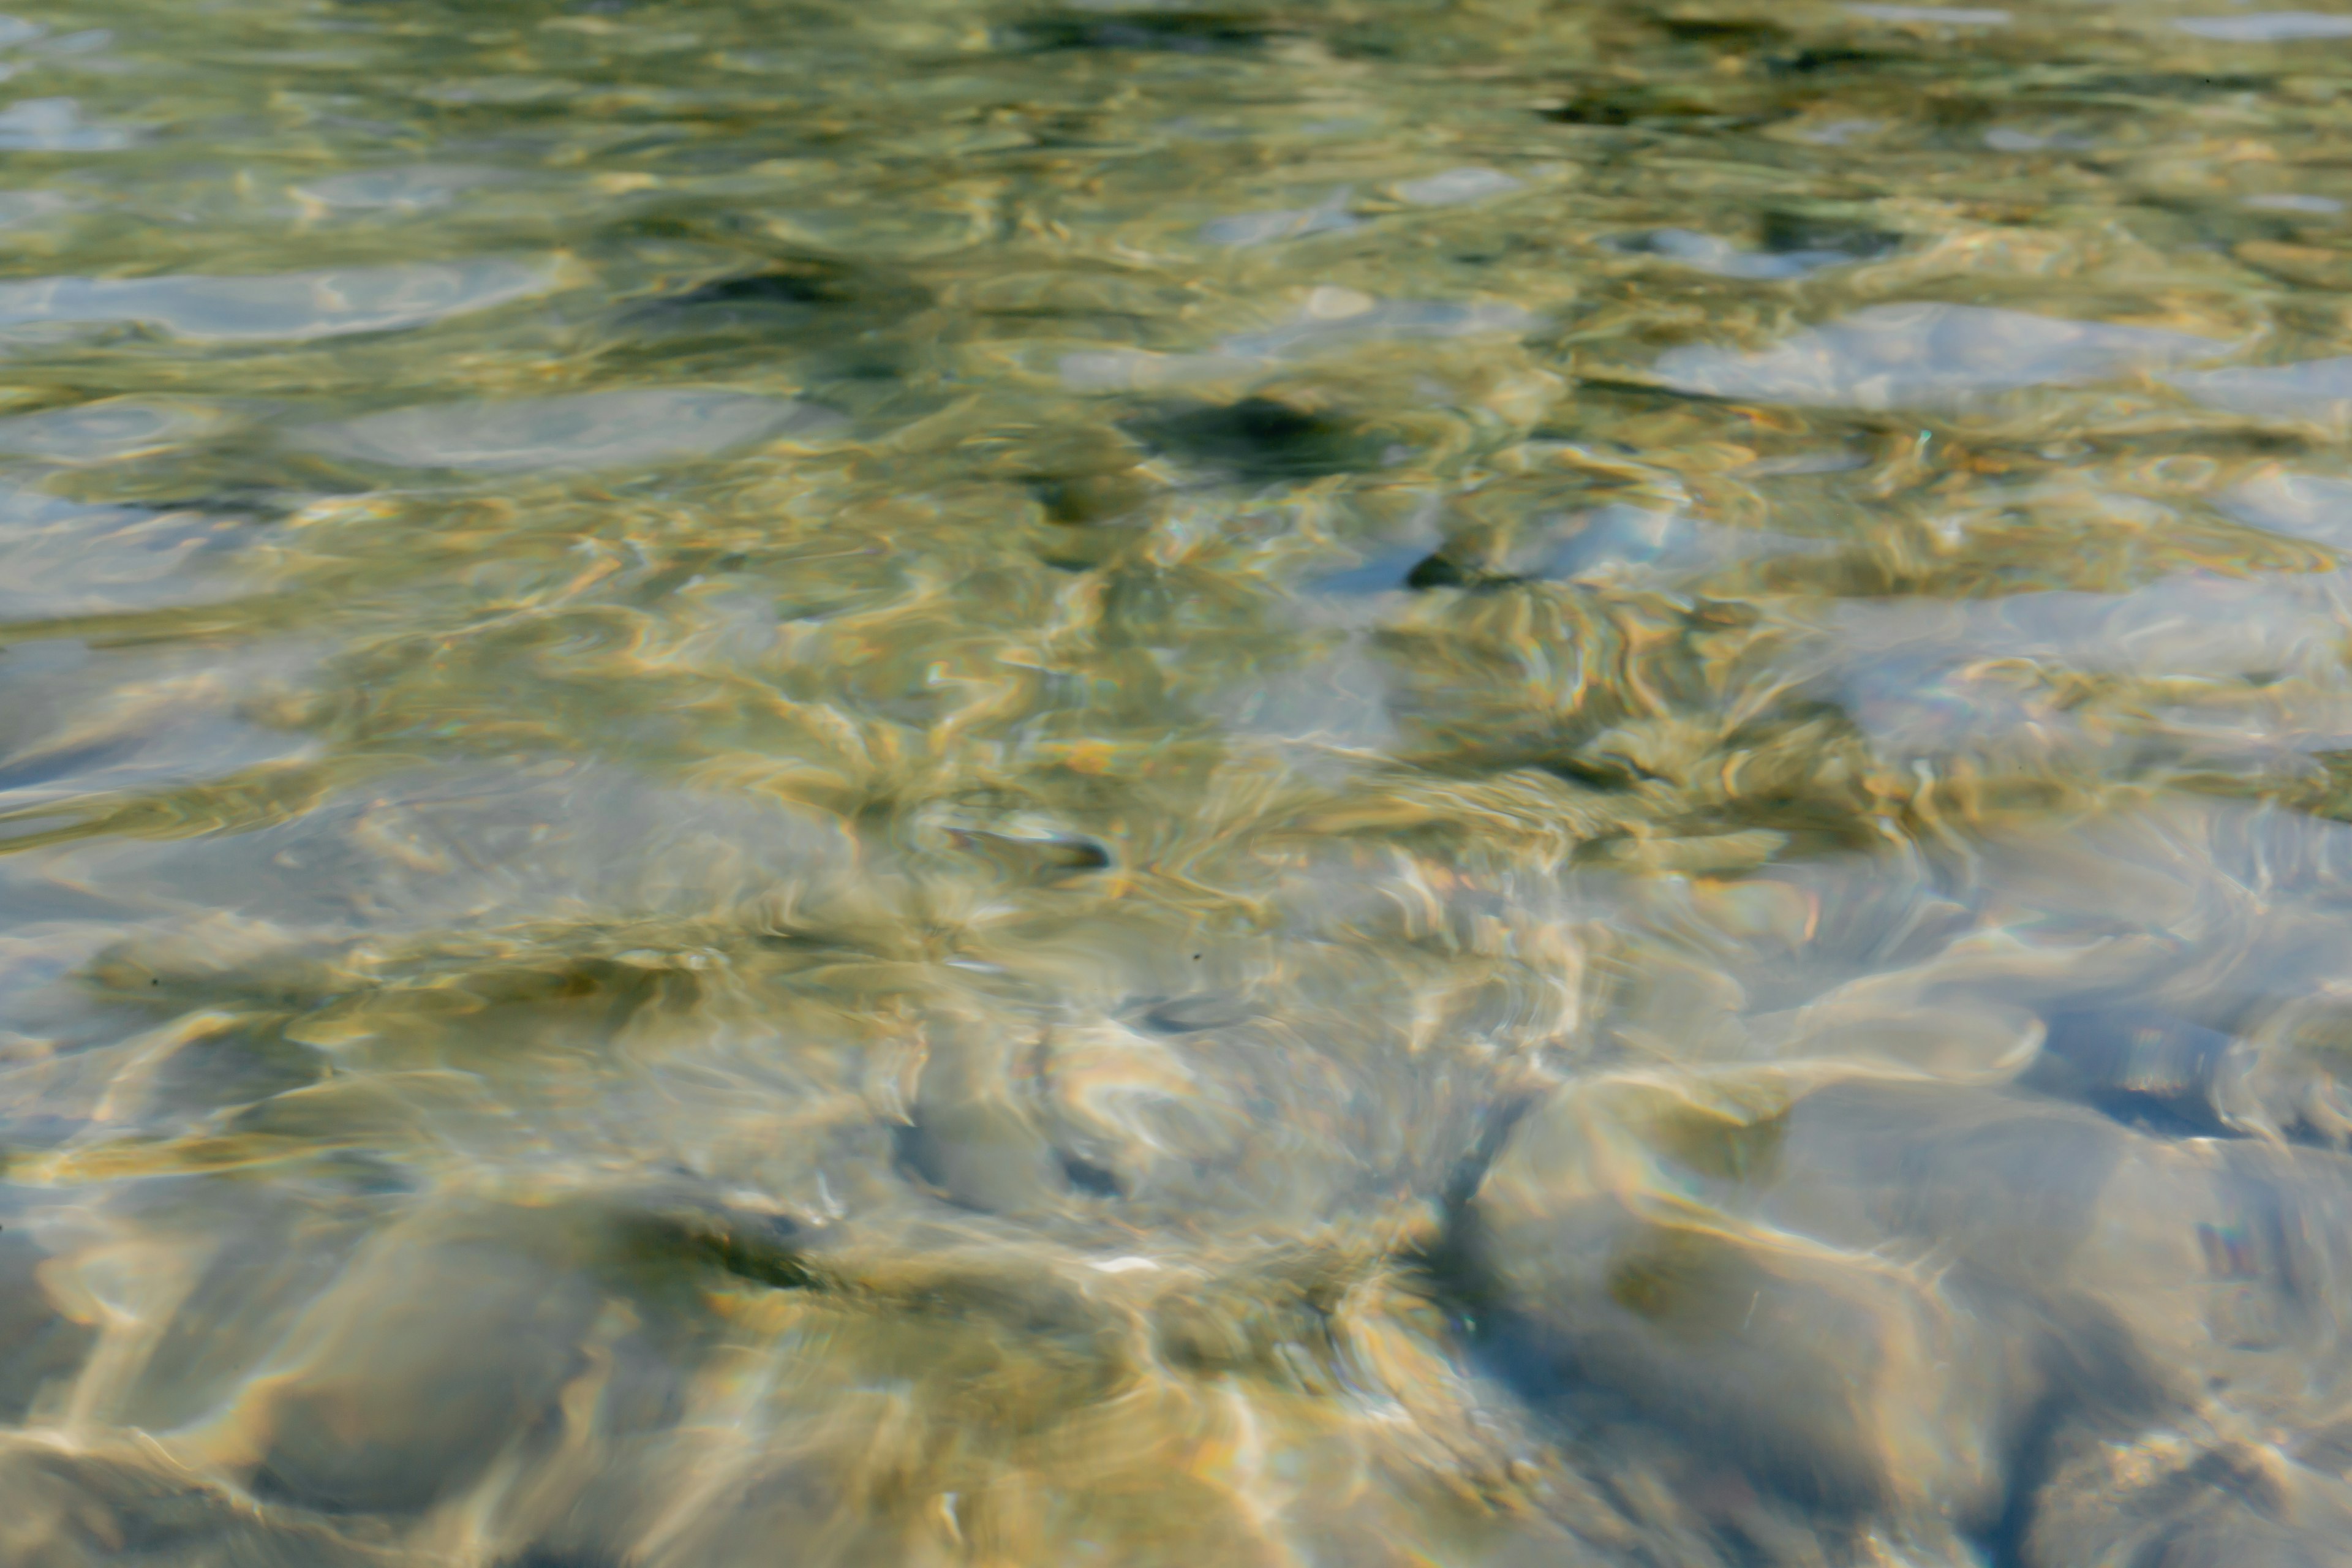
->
[4, 0, 2352, 1562]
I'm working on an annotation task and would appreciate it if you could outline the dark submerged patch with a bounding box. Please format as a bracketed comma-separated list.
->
[1125, 397, 1378, 484]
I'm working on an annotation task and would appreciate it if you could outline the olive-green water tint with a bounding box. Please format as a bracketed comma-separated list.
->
[3, 0, 2352, 1562]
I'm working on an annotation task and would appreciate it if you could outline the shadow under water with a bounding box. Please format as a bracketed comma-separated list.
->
[2, 0, 2352, 1562]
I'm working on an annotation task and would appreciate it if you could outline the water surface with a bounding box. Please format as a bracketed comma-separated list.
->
[4, 1, 2352, 1564]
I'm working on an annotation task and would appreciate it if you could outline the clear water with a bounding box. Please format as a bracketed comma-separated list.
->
[5, 1, 2352, 1562]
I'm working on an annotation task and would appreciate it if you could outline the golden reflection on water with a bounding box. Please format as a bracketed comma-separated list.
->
[4, 0, 2352, 1562]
